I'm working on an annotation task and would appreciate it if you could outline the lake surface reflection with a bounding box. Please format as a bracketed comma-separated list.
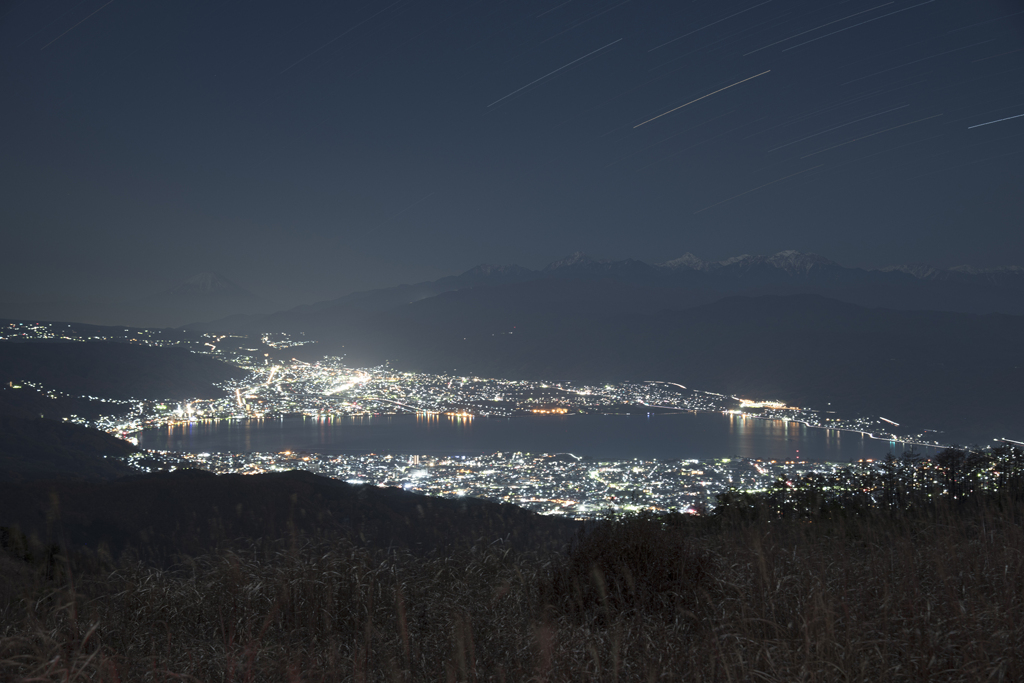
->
[138, 412, 934, 462]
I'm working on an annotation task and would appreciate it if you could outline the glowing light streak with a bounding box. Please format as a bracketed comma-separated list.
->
[386, 192, 434, 220]
[649, 0, 772, 52]
[800, 113, 943, 158]
[782, 0, 935, 52]
[743, 2, 893, 55]
[842, 40, 995, 86]
[41, 0, 115, 51]
[693, 164, 823, 213]
[544, 0, 631, 41]
[280, 0, 402, 74]
[487, 38, 622, 107]
[633, 70, 770, 128]
[648, 11, 794, 72]
[949, 8, 1024, 34]
[768, 104, 909, 152]
[968, 112, 1024, 129]
[537, 0, 572, 19]
[907, 148, 1024, 181]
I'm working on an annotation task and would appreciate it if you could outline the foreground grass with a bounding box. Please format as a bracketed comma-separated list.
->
[3, 502, 1023, 682]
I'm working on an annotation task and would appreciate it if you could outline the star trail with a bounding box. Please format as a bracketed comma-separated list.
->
[0, 0, 1021, 319]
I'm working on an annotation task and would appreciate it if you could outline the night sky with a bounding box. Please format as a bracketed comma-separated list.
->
[2, 0, 1023, 316]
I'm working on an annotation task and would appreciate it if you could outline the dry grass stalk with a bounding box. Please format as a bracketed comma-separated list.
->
[1, 501, 1022, 682]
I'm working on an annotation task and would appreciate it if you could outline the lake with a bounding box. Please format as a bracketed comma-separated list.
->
[137, 412, 934, 462]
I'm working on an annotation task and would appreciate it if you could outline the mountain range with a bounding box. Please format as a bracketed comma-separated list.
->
[183, 251, 1024, 441]
[193, 251, 1024, 337]
[117, 272, 270, 328]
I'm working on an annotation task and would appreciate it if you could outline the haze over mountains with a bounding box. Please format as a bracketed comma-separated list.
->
[121, 273, 270, 329]
[2, 251, 1020, 441]
[178, 251, 1024, 442]
[6, 251, 1023, 330]
[196, 250, 1024, 335]
[1, 273, 274, 330]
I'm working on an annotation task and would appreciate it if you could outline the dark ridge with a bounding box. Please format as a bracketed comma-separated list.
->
[162, 272, 258, 298]
[118, 272, 271, 328]
[0, 415, 137, 483]
[0, 341, 246, 401]
[0, 469, 579, 565]
[0, 383, 119, 422]
[191, 250, 1024, 335]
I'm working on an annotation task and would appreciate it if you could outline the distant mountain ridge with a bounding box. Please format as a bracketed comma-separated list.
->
[881, 263, 1024, 283]
[192, 250, 1024, 337]
[182, 251, 1024, 439]
[118, 272, 271, 328]
[660, 253, 708, 270]
[163, 272, 257, 298]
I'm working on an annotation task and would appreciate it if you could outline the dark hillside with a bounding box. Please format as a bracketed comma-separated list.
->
[0, 342, 245, 400]
[2, 495, 1022, 681]
[0, 383, 119, 421]
[0, 469, 578, 565]
[0, 415, 137, 483]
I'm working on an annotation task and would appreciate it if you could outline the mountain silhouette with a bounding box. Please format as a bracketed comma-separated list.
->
[193, 251, 1024, 339]
[117, 272, 270, 328]
[0, 469, 579, 564]
[0, 415, 137, 483]
[0, 341, 246, 401]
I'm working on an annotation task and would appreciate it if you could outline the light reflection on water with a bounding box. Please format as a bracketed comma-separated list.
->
[138, 412, 936, 462]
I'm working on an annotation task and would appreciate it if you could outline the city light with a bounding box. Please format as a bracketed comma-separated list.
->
[2, 320, 966, 519]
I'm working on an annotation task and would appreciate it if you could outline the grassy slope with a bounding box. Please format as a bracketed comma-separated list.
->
[2, 502, 1021, 682]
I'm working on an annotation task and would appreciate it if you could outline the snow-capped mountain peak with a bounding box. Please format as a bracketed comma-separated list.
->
[660, 253, 708, 270]
[544, 251, 598, 270]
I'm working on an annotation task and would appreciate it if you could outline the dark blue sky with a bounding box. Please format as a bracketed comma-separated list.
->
[2, 0, 1022, 313]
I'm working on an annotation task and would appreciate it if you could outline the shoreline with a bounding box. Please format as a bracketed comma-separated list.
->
[129, 409, 950, 461]
[641, 402, 952, 452]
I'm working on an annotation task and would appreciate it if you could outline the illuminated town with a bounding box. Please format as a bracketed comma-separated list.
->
[6, 320, 921, 442]
[133, 449, 874, 517]
[6, 320, 998, 519]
